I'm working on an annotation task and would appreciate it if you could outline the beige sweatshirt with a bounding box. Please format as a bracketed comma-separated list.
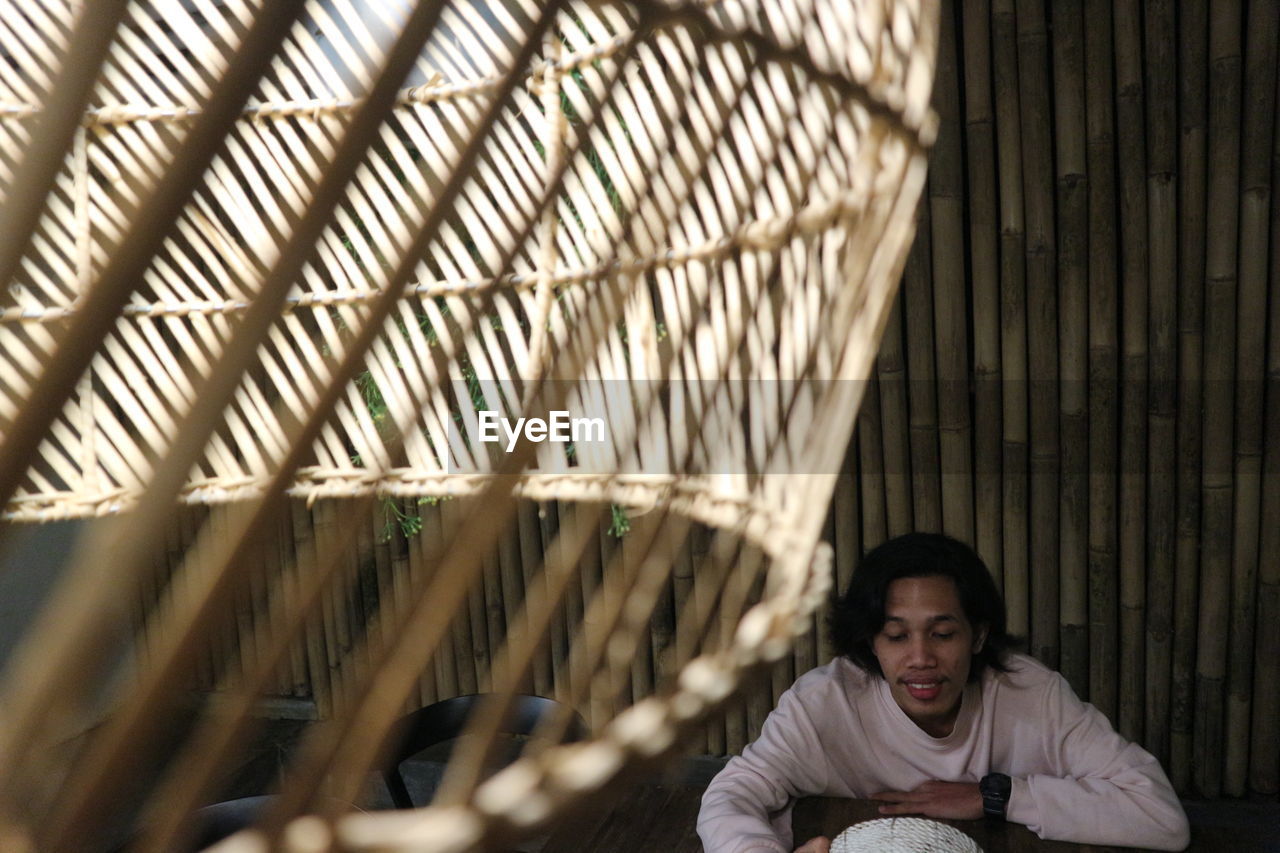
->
[697, 653, 1189, 852]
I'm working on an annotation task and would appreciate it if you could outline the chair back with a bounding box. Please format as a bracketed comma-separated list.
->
[381, 694, 586, 809]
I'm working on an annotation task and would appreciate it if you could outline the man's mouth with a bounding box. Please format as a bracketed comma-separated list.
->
[903, 679, 943, 701]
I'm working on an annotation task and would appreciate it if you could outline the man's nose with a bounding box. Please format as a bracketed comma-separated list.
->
[907, 635, 936, 666]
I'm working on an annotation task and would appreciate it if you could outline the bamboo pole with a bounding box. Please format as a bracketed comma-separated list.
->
[1250, 143, 1280, 794]
[582, 512, 610, 733]
[816, 507, 836, 663]
[1114, 0, 1148, 742]
[291, 499, 332, 718]
[670, 519, 704, 753]
[992, 0, 1028, 642]
[625, 510, 656, 709]
[1143, 0, 1177, 768]
[538, 501, 569, 698]
[559, 502, 586, 707]
[962, 0, 1002, 583]
[930, 0, 973, 545]
[282, 507, 310, 699]
[1016, 0, 1059, 672]
[314, 500, 354, 709]
[395, 503, 430, 709]
[1224, 0, 1278, 798]
[496, 502, 532, 697]
[440, 498, 479, 695]
[833, 442, 861, 600]
[1195, 0, 1241, 799]
[903, 198, 942, 534]
[517, 498, 553, 696]
[481, 504, 506, 695]
[462, 499, 493, 694]
[876, 296, 914, 537]
[418, 500, 459, 701]
[1171, 0, 1207, 792]
[857, 374, 889, 550]
[1052, 0, 1088, 698]
[1083, 0, 1120, 724]
[690, 522, 725, 754]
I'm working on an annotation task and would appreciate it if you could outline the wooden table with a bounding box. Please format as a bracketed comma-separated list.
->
[538, 781, 1267, 852]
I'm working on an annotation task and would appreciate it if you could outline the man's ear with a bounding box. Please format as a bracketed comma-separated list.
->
[973, 624, 990, 654]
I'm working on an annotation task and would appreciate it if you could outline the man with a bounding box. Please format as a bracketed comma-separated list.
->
[697, 533, 1190, 852]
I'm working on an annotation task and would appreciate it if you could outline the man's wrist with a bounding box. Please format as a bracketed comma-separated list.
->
[979, 772, 1012, 820]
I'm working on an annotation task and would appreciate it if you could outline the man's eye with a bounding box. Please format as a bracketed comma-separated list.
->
[884, 634, 907, 642]
[934, 632, 955, 640]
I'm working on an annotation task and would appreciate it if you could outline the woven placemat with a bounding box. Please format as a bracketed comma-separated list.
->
[831, 817, 983, 853]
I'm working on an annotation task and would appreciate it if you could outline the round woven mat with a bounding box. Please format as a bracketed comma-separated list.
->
[830, 817, 983, 853]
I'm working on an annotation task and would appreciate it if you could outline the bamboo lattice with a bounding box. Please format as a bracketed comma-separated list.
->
[0, 1, 937, 851]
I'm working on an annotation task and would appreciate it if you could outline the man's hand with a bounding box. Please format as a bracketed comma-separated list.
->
[871, 780, 984, 820]
[793, 837, 831, 853]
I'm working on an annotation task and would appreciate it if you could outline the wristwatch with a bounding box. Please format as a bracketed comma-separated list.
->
[979, 772, 1012, 820]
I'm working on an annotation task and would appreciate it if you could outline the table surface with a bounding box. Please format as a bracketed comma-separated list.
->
[538, 781, 1270, 852]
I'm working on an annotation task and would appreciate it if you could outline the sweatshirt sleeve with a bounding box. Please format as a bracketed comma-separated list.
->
[1004, 672, 1190, 851]
[697, 685, 833, 853]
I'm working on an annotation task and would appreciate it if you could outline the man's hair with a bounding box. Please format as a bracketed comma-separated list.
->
[829, 532, 1017, 681]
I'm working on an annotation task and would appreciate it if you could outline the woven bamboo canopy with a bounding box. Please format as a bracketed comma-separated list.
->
[0, 0, 937, 850]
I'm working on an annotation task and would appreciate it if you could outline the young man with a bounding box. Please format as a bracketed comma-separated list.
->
[697, 533, 1190, 852]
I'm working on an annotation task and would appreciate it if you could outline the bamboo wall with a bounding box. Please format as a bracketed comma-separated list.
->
[157, 0, 1280, 800]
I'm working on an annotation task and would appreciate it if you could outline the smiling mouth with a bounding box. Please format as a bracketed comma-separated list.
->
[903, 680, 944, 701]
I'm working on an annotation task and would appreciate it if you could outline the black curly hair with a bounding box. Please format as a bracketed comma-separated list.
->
[829, 532, 1018, 681]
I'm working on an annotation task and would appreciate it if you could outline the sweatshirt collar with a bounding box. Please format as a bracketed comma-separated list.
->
[873, 675, 981, 749]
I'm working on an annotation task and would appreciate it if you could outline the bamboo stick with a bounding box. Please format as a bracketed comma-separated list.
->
[463, 501, 493, 694]
[317, 500, 356, 709]
[1016, 0, 1059, 673]
[1083, 0, 1120, 725]
[418, 500, 458, 701]
[538, 501, 569, 698]
[962, 0, 1002, 584]
[857, 374, 889, 550]
[440, 498, 478, 695]
[1250, 166, 1280, 794]
[1114, 0, 1148, 742]
[291, 499, 332, 719]
[992, 0, 1028, 642]
[582, 512, 610, 733]
[903, 198, 942, 533]
[1143, 0, 1177, 768]
[1195, 0, 1242, 799]
[394, 502, 430, 709]
[833, 443, 861, 600]
[281, 507, 309, 699]
[496, 502, 532, 697]
[876, 296, 914, 537]
[625, 510, 656, 709]
[1052, 0, 1088, 698]
[670, 519, 704, 752]
[1171, 0, 1207, 792]
[690, 522, 725, 754]
[816, 506, 836, 663]
[931, 0, 973, 545]
[1224, 0, 1278, 797]
[517, 497, 553, 696]
[480, 503, 506, 695]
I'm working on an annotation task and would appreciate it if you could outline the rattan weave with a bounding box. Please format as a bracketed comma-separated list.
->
[0, 1, 937, 850]
[831, 818, 983, 853]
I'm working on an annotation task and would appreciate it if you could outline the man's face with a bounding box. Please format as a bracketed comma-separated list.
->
[871, 575, 987, 738]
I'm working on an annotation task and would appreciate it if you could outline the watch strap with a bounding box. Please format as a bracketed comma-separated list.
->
[979, 772, 1011, 820]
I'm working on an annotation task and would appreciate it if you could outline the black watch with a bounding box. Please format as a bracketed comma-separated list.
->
[979, 772, 1011, 820]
